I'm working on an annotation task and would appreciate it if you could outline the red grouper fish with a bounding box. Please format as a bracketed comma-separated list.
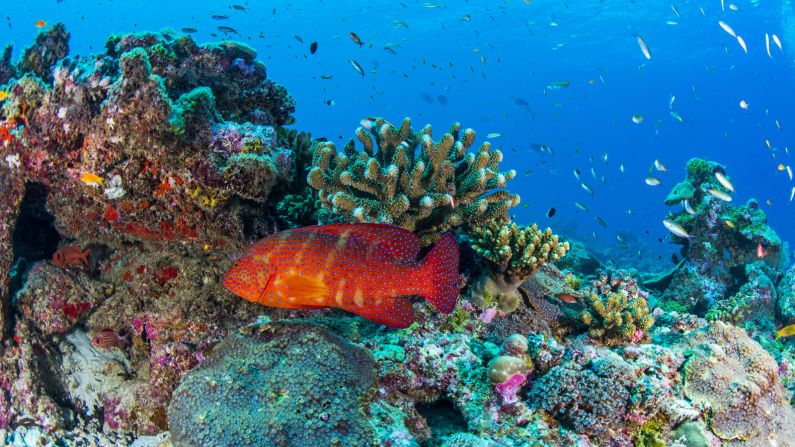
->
[223, 223, 460, 328]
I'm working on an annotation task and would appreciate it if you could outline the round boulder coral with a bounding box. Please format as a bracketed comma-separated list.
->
[168, 322, 378, 447]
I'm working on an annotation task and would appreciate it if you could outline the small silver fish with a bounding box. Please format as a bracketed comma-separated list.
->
[636, 35, 652, 60]
[708, 189, 733, 202]
[714, 172, 734, 192]
[683, 199, 696, 215]
[348, 59, 365, 76]
[645, 177, 661, 186]
[663, 219, 690, 239]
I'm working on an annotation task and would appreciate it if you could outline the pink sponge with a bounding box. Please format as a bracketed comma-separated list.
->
[494, 372, 528, 404]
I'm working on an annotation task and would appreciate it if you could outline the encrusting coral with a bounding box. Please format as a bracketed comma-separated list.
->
[469, 221, 569, 313]
[579, 270, 654, 346]
[681, 321, 795, 444]
[307, 117, 519, 245]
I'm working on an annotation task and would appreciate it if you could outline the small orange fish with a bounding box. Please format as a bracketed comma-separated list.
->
[80, 172, 104, 186]
[35, 20, 46, 28]
[91, 328, 129, 349]
[349, 32, 364, 46]
[224, 223, 460, 328]
[757, 243, 767, 258]
[52, 245, 90, 269]
[555, 293, 579, 304]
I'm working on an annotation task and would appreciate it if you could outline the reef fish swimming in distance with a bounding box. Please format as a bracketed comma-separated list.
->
[223, 223, 460, 328]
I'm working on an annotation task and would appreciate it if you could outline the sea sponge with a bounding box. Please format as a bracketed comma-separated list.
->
[579, 270, 653, 346]
[307, 117, 519, 245]
[469, 221, 569, 313]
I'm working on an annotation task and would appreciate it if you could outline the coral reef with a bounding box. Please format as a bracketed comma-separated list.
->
[0, 25, 298, 435]
[0, 25, 794, 447]
[778, 263, 795, 324]
[579, 270, 654, 346]
[660, 158, 783, 314]
[307, 117, 519, 245]
[469, 221, 569, 313]
[168, 322, 378, 447]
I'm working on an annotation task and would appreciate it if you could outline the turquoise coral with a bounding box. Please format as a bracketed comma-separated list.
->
[307, 117, 519, 245]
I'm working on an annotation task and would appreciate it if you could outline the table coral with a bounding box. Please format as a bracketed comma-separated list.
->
[168, 321, 378, 447]
[579, 270, 654, 346]
[469, 221, 569, 313]
[307, 117, 519, 245]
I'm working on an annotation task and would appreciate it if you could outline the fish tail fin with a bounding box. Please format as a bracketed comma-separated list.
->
[419, 233, 460, 314]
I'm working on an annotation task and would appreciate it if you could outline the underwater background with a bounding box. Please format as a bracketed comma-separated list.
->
[0, 0, 795, 446]
[3, 0, 794, 269]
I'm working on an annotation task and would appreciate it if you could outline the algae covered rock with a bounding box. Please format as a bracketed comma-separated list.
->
[168, 322, 378, 447]
[664, 180, 695, 205]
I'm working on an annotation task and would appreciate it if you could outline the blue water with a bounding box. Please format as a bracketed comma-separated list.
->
[2, 0, 793, 268]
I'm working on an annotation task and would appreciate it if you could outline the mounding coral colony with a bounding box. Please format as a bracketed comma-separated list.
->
[0, 25, 794, 447]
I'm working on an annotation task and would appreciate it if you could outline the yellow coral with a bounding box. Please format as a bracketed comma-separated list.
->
[579, 270, 653, 346]
[469, 221, 569, 313]
[471, 222, 569, 284]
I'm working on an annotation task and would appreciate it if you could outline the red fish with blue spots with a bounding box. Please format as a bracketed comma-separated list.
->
[223, 223, 460, 328]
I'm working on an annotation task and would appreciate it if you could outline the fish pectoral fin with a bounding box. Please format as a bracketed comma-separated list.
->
[278, 273, 329, 304]
[345, 296, 415, 329]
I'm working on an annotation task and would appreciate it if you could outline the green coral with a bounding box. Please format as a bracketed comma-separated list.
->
[471, 222, 569, 285]
[275, 188, 320, 228]
[307, 117, 519, 246]
[469, 221, 569, 313]
[664, 180, 695, 205]
[579, 270, 654, 346]
[634, 419, 666, 447]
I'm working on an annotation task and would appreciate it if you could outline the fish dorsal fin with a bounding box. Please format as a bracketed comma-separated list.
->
[295, 223, 421, 262]
[277, 273, 330, 308]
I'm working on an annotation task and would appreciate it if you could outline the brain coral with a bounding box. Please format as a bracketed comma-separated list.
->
[168, 322, 378, 447]
[682, 321, 795, 444]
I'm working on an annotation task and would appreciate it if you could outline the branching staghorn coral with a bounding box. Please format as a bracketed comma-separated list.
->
[307, 117, 519, 245]
[579, 270, 653, 346]
[469, 221, 569, 313]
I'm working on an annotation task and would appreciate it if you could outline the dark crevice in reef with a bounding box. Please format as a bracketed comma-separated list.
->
[8, 182, 60, 306]
[416, 399, 468, 446]
[726, 264, 749, 299]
